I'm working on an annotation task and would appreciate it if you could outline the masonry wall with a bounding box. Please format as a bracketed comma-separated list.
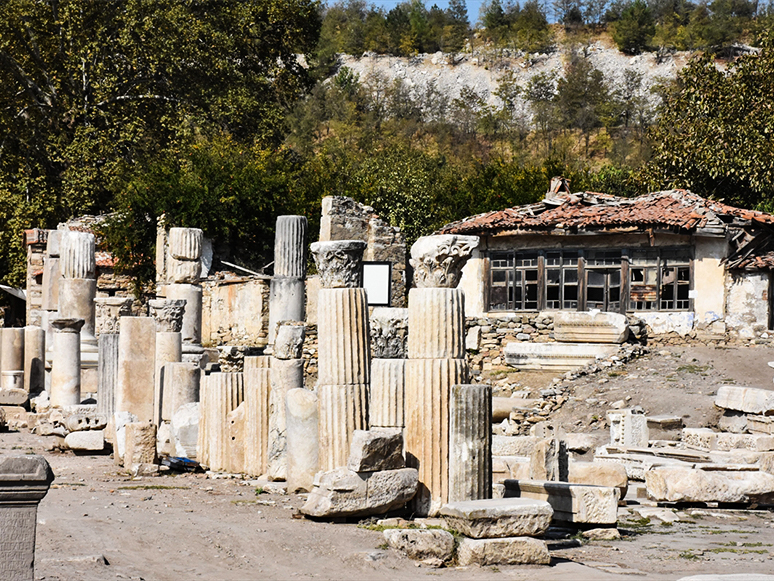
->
[201, 274, 270, 347]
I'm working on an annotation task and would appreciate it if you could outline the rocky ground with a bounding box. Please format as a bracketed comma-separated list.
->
[3, 343, 774, 580]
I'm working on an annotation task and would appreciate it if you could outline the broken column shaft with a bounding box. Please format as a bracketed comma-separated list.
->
[49, 318, 84, 408]
[449, 383, 492, 502]
[268, 216, 307, 345]
[94, 297, 133, 418]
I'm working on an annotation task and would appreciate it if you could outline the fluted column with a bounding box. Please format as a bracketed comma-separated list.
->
[312, 240, 370, 472]
[244, 355, 271, 371]
[244, 367, 271, 477]
[95, 297, 132, 417]
[286, 388, 319, 493]
[198, 372, 244, 472]
[58, 231, 96, 338]
[369, 359, 406, 428]
[449, 384, 492, 502]
[405, 234, 478, 516]
[50, 318, 84, 408]
[149, 299, 185, 425]
[116, 317, 156, 423]
[166, 227, 205, 365]
[269, 216, 307, 345]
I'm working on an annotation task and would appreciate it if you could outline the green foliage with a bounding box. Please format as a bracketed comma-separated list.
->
[612, 0, 655, 54]
[480, 0, 554, 52]
[644, 49, 774, 208]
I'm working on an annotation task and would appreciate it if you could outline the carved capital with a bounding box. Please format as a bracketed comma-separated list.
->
[370, 308, 408, 359]
[94, 297, 133, 335]
[409, 235, 479, 288]
[310, 240, 366, 288]
[148, 299, 187, 333]
[51, 318, 85, 334]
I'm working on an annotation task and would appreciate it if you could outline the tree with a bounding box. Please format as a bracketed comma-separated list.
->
[555, 55, 609, 155]
[612, 0, 656, 53]
[644, 49, 774, 209]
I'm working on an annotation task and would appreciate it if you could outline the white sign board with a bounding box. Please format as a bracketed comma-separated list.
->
[363, 262, 391, 306]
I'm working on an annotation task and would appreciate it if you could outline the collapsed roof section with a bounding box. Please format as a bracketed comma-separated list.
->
[437, 189, 774, 271]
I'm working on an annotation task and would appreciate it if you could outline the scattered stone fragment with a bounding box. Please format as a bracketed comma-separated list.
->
[64, 429, 105, 451]
[439, 498, 552, 539]
[382, 528, 454, 565]
[171, 402, 199, 458]
[715, 386, 774, 415]
[123, 422, 157, 469]
[569, 462, 628, 497]
[504, 479, 619, 525]
[582, 528, 621, 540]
[718, 410, 748, 434]
[0, 387, 28, 406]
[65, 412, 107, 432]
[645, 466, 774, 503]
[347, 428, 404, 473]
[456, 536, 551, 566]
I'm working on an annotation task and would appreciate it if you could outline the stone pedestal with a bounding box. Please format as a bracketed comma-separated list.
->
[116, 317, 156, 423]
[162, 362, 200, 421]
[244, 368, 271, 477]
[0, 455, 54, 581]
[50, 318, 84, 408]
[369, 359, 405, 428]
[449, 384, 492, 503]
[23, 327, 45, 394]
[198, 372, 244, 471]
[267, 358, 305, 480]
[286, 388, 319, 493]
[317, 288, 370, 385]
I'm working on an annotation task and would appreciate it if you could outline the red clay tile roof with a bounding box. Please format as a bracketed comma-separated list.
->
[95, 251, 116, 268]
[437, 190, 774, 236]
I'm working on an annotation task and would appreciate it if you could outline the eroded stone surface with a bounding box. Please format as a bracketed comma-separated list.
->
[504, 479, 619, 525]
[64, 430, 105, 451]
[94, 297, 133, 336]
[715, 386, 774, 415]
[439, 498, 552, 539]
[645, 466, 774, 503]
[347, 429, 404, 473]
[273, 323, 306, 360]
[370, 308, 408, 359]
[457, 536, 551, 566]
[382, 528, 454, 564]
[310, 240, 366, 288]
[552, 310, 629, 344]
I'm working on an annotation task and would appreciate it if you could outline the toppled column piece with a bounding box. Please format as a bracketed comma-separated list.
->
[50, 318, 84, 408]
[369, 359, 405, 428]
[286, 388, 319, 493]
[504, 479, 620, 525]
[439, 498, 552, 538]
[347, 429, 404, 472]
[449, 384, 492, 502]
[382, 529, 455, 564]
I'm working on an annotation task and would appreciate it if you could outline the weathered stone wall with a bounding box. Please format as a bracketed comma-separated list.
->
[24, 229, 48, 327]
[201, 274, 270, 347]
[725, 270, 770, 341]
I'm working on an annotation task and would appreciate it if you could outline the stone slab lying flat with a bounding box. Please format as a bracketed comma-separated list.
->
[492, 435, 538, 457]
[382, 528, 454, 563]
[64, 430, 105, 451]
[457, 536, 551, 566]
[645, 466, 774, 503]
[439, 498, 552, 539]
[504, 479, 619, 525]
[504, 342, 619, 371]
[569, 461, 628, 497]
[683, 428, 774, 452]
[715, 386, 774, 415]
[552, 310, 629, 344]
[0, 387, 28, 405]
[748, 415, 774, 435]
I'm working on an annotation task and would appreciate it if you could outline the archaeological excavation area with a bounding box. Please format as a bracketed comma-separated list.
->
[2, 193, 774, 580]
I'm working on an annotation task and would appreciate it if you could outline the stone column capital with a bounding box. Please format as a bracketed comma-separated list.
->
[94, 297, 133, 335]
[310, 240, 366, 288]
[51, 318, 85, 333]
[409, 235, 479, 288]
[148, 299, 187, 332]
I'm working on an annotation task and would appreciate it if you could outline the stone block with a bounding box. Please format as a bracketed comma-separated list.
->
[457, 537, 551, 566]
[718, 410, 748, 434]
[64, 412, 107, 432]
[504, 479, 619, 525]
[369, 359, 405, 428]
[504, 341, 618, 371]
[0, 388, 28, 406]
[608, 409, 649, 448]
[273, 323, 305, 360]
[171, 402, 199, 459]
[383, 529, 454, 564]
[749, 415, 774, 435]
[227, 402, 247, 473]
[715, 386, 774, 415]
[552, 310, 629, 344]
[645, 466, 774, 503]
[300, 467, 418, 518]
[492, 435, 538, 457]
[529, 438, 568, 482]
[64, 430, 105, 451]
[569, 462, 628, 497]
[116, 317, 156, 423]
[347, 428, 404, 472]
[439, 498, 552, 539]
[124, 422, 157, 469]
[370, 308, 408, 359]
[683, 428, 774, 451]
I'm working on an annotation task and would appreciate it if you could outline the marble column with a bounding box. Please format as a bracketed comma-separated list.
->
[49, 318, 84, 408]
[0, 455, 54, 581]
[163, 362, 200, 420]
[405, 234, 478, 516]
[198, 372, 244, 472]
[149, 299, 186, 425]
[23, 327, 45, 395]
[94, 297, 133, 418]
[267, 355, 305, 481]
[268, 216, 307, 345]
[1, 328, 25, 394]
[311, 240, 370, 472]
[448, 384, 492, 503]
[286, 388, 319, 493]
[369, 308, 408, 429]
[116, 317, 156, 423]
[166, 227, 205, 366]
[244, 367, 271, 477]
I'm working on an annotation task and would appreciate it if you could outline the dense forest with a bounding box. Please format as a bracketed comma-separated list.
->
[0, 0, 773, 295]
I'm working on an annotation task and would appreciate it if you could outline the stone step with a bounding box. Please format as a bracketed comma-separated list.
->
[439, 498, 553, 539]
[504, 342, 619, 371]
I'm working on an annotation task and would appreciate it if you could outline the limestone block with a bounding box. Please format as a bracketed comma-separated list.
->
[268, 277, 305, 345]
[582, 528, 621, 540]
[268, 358, 305, 480]
[274, 215, 308, 278]
[227, 402, 247, 473]
[168, 227, 203, 260]
[440, 498, 552, 539]
[0, 455, 54, 581]
[347, 429, 404, 472]
[273, 323, 305, 360]
[407, 288, 465, 359]
[683, 428, 774, 451]
[64, 430, 105, 451]
[23, 326, 45, 394]
[492, 456, 530, 483]
[198, 372, 243, 471]
[569, 462, 628, 497]
[457, 537, 551, 566]
[409, 234, 479, 288]
[718, 410, 748, 434]
[317, 383, 368, 472]
[310, 240, 366, 288]
[504, 341, 619, 371]
[244, 368, 271, 477]
[300, 467, 418, 518]
[124, 422, 157, 469]
[171, 402, 199, 458]
[94, 297, 133, 336]
[41, 254, 60, 311]
[58, 278, 97, 338]
[645, 467, 774, 503]
[529, 438, 568, 482]
[504, 479, 620, 525]
[369, 359, 405, 428]
[405, 357, 468, 515]
[168, 257, 202, 284]
[466, 326, 481, 351]
[1, 328, 24, 373]
[116, 317, 156, 423]
[50, 318, 84, 408]
[0, 388, 28, 405]
[286, 388, 318, 493]
[449, 384, 492, 502]
[749, 415, 774, 435]
[552, 310, 629, 344]
[60, 230, 95, 279]
[715, 386, 774, 415]
[608, 409, 649, 448]
[760, 452, 774, 474]
[492, 435, 538, 457]
[64, 412, 106, 432]
[97, 333, 119, 417]
[317, 288, 370, 385]
[166, 284, 202, 345]
[370, 308, 408, 359]
[382, 529, 454, 563]
[156, 421, 175, 457]
[564, 432, 596, 453]
[162, 362, 200, 421]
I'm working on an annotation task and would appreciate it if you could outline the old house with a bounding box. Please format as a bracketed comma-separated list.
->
[440, 181, 774, 340]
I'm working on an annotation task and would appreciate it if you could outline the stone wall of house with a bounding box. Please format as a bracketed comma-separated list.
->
[24, 229, 48, 327]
